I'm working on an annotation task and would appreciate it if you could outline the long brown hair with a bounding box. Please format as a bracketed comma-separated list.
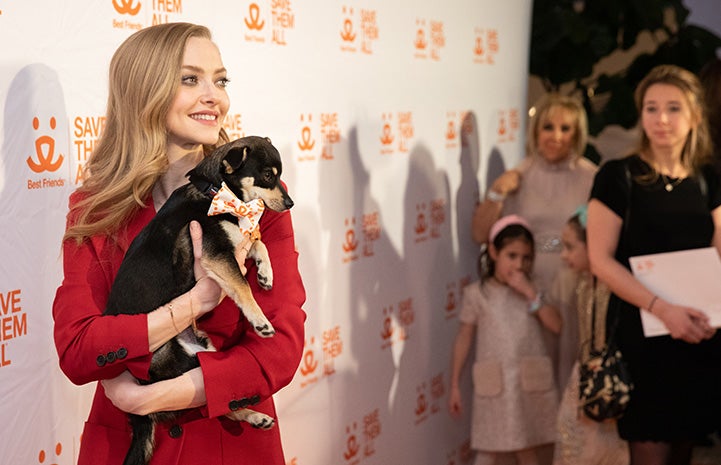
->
[633, 64, 712, 179]
[65, 22, 229, 243]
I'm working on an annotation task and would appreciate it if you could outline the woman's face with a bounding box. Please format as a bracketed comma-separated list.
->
[641, 83, 696, 154]
[560, 223, 589, 273]
[490, 237, 533, 285]
[536, 107, 577, 163]
[166, 37, 230, 152]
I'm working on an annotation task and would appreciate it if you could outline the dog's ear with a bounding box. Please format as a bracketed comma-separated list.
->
[222, 146, 248, 174]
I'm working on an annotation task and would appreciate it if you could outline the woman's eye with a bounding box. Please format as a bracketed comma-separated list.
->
[181, 75, 198, 85]
[217, 77, 230, 88]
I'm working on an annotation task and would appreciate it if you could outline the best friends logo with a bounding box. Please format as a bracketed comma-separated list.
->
[413, 18, 445, 61]
[496, 107, 521, 144]
[27, 116, 67, 190]
[379, 298, 414, 349]
[379, 111, 414, 155]
[112, 0, 185, 30]
[341, 212, 381, 263]
[473, 27, 500, 64]
[414, 373, 445, 425]
[296, 112, 341, 162]
[297, 326, 343, 388]
[243, 1, 295, 45]
[342, 409, 382, 464]
[339, 5, 379, 54]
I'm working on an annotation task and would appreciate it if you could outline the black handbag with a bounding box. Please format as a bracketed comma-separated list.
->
[578, 161, 636, 422]
[578, 286, 634, 422]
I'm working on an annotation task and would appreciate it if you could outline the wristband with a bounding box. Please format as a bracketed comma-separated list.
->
[528, 292, 543, 314]
[486, 190, 506, 202]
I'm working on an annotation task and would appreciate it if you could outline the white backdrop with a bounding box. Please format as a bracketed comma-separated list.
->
[0, 1, 530, 464]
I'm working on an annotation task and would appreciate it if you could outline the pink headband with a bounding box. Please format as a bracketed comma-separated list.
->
[489, 214, 531, 243]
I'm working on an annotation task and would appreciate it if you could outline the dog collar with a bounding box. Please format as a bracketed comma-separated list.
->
[189, 177, 220, 198]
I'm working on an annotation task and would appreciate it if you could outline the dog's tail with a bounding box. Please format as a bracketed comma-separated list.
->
[123, 414, 156, 465]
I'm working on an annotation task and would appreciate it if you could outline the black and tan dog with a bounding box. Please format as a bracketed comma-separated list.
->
[103, 136, 294, 465]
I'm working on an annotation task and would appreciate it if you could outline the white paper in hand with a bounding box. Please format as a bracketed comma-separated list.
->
[629, 247, 721, 337]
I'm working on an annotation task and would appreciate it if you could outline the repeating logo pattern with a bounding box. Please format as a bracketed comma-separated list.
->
[339, 5, 379, 54]
[341, 212, 381, 263]
[296, 112, 341, 162]
[342, 409, 382, 464]
[473, 27, 500, 64]
[413, 18, 446, 61]
[413, 373, 445, 425]
[379, 298, 414, 349]
[379, 111, 414, 155]
[496, 107, 521, 144]
[297, 326, 343, 388]
[243, 1, 296, 45]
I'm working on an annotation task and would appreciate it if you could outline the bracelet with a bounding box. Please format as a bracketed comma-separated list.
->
[167, 302, 181, 334]
[647, 295, 659, 315]
[486, 190, 506, 202]
[528, 292, 543, 314]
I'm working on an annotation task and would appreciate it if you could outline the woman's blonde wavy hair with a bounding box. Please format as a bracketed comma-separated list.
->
[65, 22, 229, 243]
[633, 64, 711, 180]
[526, 93, 588, 159]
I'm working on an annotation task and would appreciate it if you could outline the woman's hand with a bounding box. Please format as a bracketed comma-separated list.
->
[448, 385, 463, 418]
[102, 368, 207, 415]
[654, 300, 716, 343]
[490, 169, 521, 197]
[188, 221, 224, 318]
[101, 370, 146, 415]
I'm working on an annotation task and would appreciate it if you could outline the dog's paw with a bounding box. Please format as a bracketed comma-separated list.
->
[247, 412, 275, 430]
[226, 409, 275, 430]
[253, 322, 276, 338]
[256, 263, 273, 291]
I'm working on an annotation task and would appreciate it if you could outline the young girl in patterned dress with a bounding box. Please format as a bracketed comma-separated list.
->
[551, 207, 628, 465]
[449, 215, 560, 465]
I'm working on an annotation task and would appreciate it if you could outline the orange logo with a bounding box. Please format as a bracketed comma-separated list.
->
[245, 3, 265, 30]
[497, 108, 520, 144]
[379, 113, 394, 151]
[342, 217, 359, 263]
[380, 306, 394, 345]
[113, 0, 141, 15]
[414, 19, 427, 51]
[343, 422, 360, 461]
[474, 27, 499, 64]
[27, 117, 64, 173]
[340, 7, 356, 43]
[271, 0, 295, 45]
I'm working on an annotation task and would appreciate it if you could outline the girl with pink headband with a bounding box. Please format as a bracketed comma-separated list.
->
[449, 215, 560, 465]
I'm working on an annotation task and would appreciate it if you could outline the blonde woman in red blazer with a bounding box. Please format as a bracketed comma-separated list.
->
[53, 22, 306, 465]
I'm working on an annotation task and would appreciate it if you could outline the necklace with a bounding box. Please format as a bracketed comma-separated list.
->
[660, 173, 683, 192]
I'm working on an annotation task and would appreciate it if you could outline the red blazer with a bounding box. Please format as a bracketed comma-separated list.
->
[53, 191, 307, 465]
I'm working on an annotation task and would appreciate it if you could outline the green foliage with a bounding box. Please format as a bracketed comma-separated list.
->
[530, 0, 721, 137]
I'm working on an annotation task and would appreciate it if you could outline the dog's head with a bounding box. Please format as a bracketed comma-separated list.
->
[188, 136, 294, 212]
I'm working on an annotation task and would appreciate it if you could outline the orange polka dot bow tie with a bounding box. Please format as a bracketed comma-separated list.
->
[207, 182, 265, 240]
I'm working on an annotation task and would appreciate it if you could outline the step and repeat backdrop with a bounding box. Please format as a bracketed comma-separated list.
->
[0, 1, 530, 464]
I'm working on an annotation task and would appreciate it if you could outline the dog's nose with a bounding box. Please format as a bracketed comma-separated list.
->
[284, 197, 294, 209]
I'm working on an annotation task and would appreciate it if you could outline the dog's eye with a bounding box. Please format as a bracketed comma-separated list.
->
[262, 171, 274, 183]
